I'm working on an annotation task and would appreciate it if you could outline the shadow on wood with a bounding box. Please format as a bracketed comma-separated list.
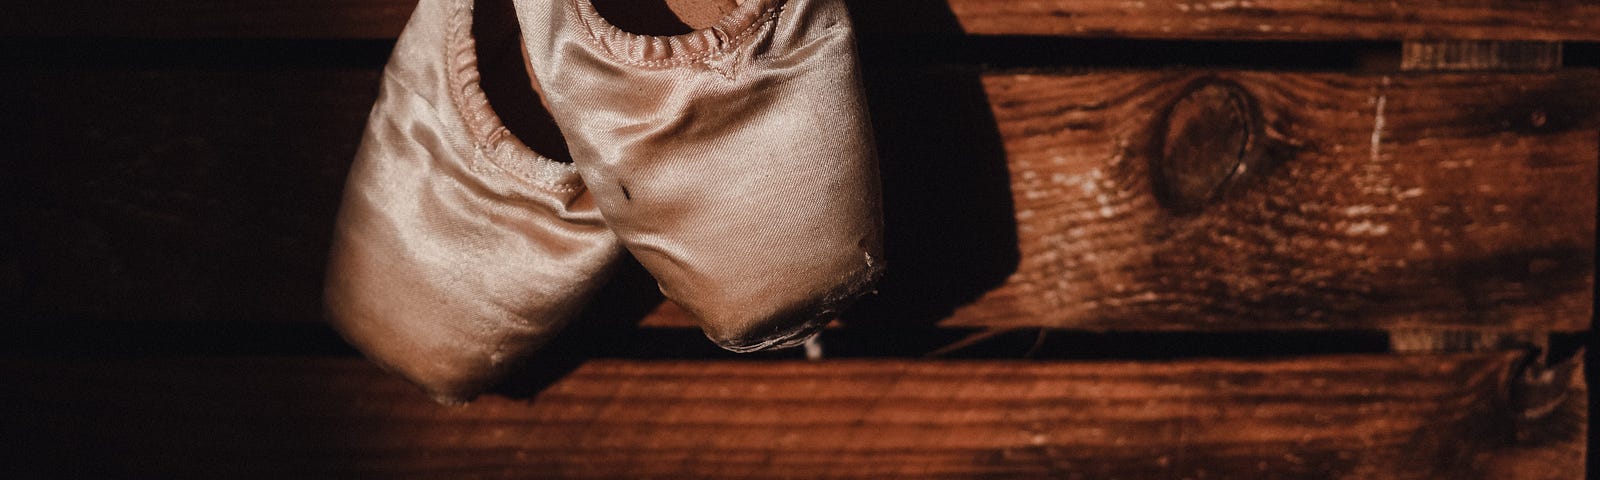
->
[842, 64, 1020, 330]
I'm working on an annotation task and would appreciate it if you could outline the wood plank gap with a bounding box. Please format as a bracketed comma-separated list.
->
[1402, 41, 1564, 72]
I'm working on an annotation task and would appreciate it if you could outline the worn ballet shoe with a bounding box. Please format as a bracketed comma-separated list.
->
[514, 0, 884, 351]
[324, 0, 621, 403]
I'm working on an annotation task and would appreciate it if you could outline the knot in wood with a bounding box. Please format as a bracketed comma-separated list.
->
[1152, 80, 1260, 213]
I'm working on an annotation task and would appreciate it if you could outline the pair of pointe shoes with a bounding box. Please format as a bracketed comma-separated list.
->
[325, 0, 883, 404]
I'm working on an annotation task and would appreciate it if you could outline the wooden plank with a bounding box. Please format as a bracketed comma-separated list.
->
[1386, 39, 1565, 353]
[908, 71, 1593, 331]
[0, 353, 1583, 479]
[3, 65, 1594, 331]
[818, 70, 1598, 332]
[2, 0, 1598, 41]
[929, 0, 1600, 41]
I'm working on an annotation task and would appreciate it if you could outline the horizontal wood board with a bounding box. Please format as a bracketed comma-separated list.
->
[3, 61, 1594, 331]
[930, 70, 1598, 331]
[0, 353, 1584, 479]
[4, 0, 1599, 41]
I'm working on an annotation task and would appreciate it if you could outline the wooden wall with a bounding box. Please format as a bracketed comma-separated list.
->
[1, 0, 1592, 478]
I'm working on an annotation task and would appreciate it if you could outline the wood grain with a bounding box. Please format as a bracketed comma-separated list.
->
[1384, 39, 1568, 353]
[4, 64, 1594, 331]
[929, 0, 1600, 41]
[0, 352, 1583, 479]
[886, 70, 1597, 332]
[3, 0, 1598, 40]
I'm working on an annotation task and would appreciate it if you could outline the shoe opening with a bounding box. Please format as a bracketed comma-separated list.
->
[473, 0, 573, 163]
[590, 0, 743, 36]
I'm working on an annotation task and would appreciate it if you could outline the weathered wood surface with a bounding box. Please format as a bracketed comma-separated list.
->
[940, 71, 1595, 332]
[1382, 40, 1569, 354]
[3, 0, 1598, 41]
[0, 352, 1584, 479]
[931, 1, 1600, 41]
[4, 63, 1594, 331]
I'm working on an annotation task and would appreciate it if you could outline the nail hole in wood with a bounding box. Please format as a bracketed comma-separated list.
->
[1152, 80, 1261, 214]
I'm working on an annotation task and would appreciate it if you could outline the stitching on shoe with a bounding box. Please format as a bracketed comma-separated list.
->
[445, 0, 584, 193]
[568, 0, 782, 69]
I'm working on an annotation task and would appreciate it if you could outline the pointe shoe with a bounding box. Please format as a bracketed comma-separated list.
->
[324, 0, 621, 403]
[513, 0, 884, 351]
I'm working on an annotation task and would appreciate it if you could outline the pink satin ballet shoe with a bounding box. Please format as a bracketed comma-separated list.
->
[514, 0, 884, 351]
[325, 0, 622, 404]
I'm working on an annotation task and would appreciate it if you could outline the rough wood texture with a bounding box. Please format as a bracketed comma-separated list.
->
[891, 71, 1597, 332]
[3, 0, 1598, 40]
[1384, 40, 1569, 353]
[4, 64, 1594, 331]
[0, 352, 1583, 479]
[930, 1, 1600, 41]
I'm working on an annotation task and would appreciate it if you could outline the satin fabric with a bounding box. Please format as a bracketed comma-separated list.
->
[324, 0, 621, 403]
[514, 0, 884, 351]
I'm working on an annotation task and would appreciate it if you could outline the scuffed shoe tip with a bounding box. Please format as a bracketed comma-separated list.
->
[707, 313, 831, 353]
[703, 259, 883, 353]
